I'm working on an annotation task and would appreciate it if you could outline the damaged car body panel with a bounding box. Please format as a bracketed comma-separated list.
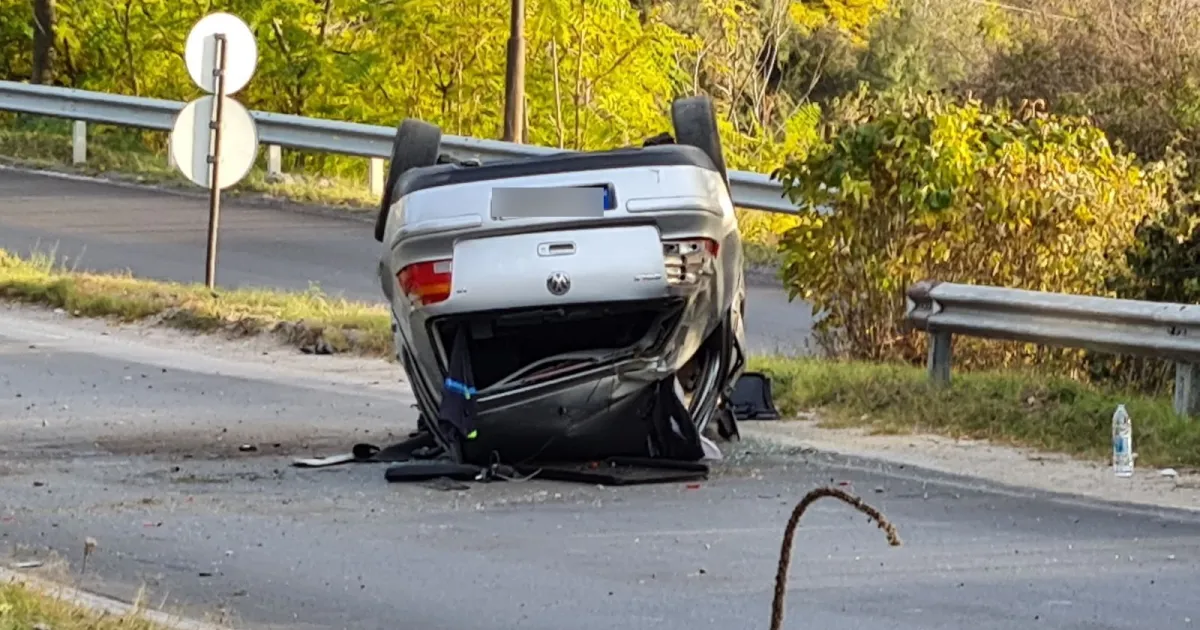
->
[377, 104, 748, 467]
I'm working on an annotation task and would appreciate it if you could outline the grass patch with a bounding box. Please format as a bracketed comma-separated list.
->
[750, 356, 1200, 468]
[0, 248, 392, 357]
[0, 582, 164, 630]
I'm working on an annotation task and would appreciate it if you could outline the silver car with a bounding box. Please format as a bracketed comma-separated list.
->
[374, 96, 747, 466]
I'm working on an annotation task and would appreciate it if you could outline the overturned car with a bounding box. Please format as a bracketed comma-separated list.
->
[373, 95, 748, 470]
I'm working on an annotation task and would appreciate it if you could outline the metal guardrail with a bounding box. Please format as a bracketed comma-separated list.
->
[0, 81, 798, 214]
[905, 280, 1200, 416]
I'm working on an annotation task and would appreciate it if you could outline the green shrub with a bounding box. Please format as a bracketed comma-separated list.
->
[1092, 151, 1200, 394]
[773, 86, 1172, 365]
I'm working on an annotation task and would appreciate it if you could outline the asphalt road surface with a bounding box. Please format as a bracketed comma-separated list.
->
[2, 309, 1199, 630]
[0, 168, 818, 356]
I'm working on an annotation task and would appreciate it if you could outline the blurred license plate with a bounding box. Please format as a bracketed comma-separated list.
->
[491, 185, 612, 219]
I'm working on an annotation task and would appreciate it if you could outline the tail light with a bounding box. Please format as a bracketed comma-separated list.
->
[397, 259, 453, 306]
[663, 238, 719, 285]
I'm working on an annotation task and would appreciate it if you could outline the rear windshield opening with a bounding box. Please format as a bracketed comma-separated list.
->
[433, 299, 683, 391]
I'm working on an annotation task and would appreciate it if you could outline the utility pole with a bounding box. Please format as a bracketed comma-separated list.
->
[502, 0, 526, 143]
[31, 0, 56, 84]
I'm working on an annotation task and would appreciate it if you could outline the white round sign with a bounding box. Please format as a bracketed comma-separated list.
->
[184, 12, 258, 95]
[170, 96, 259, 190]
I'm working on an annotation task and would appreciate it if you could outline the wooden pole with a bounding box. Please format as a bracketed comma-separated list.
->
[502, 0, 526, 142]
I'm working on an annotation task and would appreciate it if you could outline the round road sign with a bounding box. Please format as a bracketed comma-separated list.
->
[170, 95, 259, 190]
[184, 12, 258, 95]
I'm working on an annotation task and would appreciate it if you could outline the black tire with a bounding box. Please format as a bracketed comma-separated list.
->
[671, 95, 729, 190]
[374, 119, 443, 243]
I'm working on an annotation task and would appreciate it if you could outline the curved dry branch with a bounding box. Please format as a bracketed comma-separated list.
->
[770, 487, 903, 630]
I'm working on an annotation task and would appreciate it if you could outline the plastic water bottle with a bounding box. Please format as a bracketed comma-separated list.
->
[1112, 404, 1134, 477]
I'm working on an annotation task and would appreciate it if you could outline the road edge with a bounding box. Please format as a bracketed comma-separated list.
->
[739, 424, 1200, 520]
[0, 162, 378, 226]
[0, 565, 230, 630]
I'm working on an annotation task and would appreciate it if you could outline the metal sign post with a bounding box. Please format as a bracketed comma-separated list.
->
[204, 33, 228, 289]
[170, 12, 259, 290]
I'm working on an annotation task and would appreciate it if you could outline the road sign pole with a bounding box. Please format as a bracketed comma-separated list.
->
[173, 12, 259, 268]
[204, 33, 228, 290]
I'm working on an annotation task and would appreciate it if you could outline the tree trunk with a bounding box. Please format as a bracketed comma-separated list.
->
[31, 0, 55, 84]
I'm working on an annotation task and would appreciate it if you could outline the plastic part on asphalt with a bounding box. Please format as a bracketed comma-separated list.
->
[513, 457, 709, 486]
[292, 431, 437, 468]
[383, 460, 484, 483]
[729, 372, 781, 421]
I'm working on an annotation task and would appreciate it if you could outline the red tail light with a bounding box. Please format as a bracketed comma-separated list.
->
[662, 238, 719, 285]
[397, 259, 453, 306]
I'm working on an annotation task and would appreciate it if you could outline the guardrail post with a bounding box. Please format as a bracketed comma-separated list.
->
[368, 157, 384, 197]
[1174, 362, 1200, 417]
[267, 144, 282, 179]
[72, 121, 86, 165]
[928, 331, 952, 385]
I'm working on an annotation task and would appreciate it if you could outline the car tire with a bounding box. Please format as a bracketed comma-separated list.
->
[374, 119, 443, 243]
[671, 95, 730, 191]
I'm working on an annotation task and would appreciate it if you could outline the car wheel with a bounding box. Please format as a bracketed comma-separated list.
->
[374, 119, 443, 243]
[670, 95, 730, 191]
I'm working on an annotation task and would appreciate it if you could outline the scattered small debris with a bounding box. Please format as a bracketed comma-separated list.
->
[32, 481, 45, 487]
[81, 536, 98, 574]
[422, 478, 471, 491]
[300, 339, 334, 355]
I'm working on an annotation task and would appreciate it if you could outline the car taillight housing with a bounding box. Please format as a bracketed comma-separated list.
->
[663, 238, 719, 285]
[396, 259, 453, 306]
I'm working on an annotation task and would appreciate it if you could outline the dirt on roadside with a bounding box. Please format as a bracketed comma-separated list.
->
[741, 419, 1200, 514]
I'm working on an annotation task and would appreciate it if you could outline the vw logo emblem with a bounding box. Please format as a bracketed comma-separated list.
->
[546, 271, 571, 296]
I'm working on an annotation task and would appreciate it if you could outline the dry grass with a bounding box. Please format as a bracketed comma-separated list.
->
[0, 581, 165, 630]
[0, 248, 393, 357]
